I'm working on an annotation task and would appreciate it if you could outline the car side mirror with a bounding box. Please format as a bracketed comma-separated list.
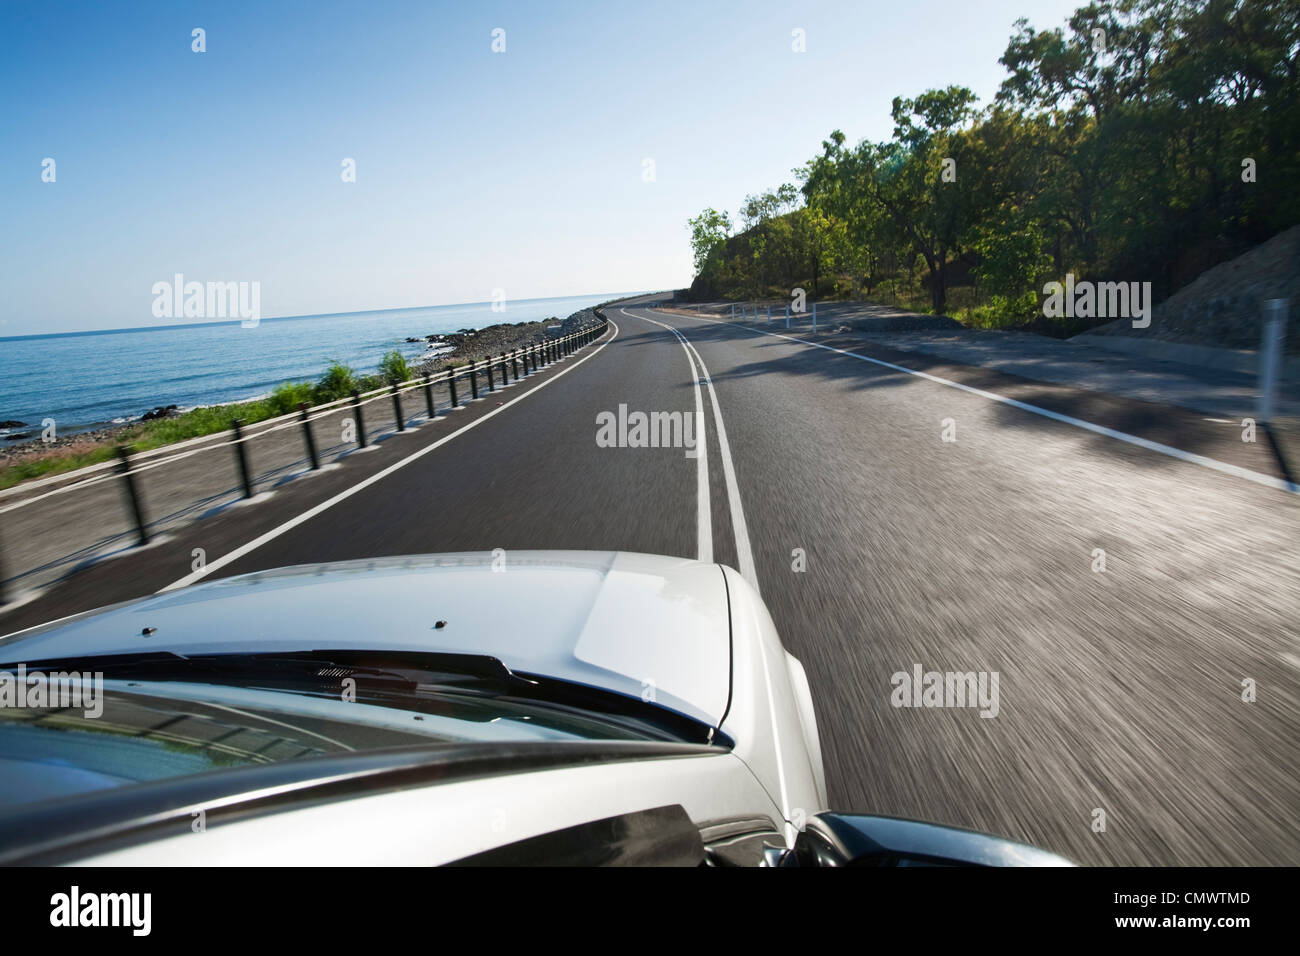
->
[774, 813, 1075, 867]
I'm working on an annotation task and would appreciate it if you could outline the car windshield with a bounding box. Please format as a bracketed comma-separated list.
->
[0, 677, 652, 814]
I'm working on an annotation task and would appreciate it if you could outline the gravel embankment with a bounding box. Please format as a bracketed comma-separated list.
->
[1085, 224, 1300, 353]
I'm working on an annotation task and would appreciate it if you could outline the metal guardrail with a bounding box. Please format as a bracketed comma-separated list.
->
[722, 300, 822, 330]
[0, 318, 611, 605]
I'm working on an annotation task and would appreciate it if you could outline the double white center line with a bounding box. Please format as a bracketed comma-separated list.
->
[620, 308, 760, 596]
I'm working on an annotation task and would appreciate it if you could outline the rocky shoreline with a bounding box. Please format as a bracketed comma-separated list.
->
[413, 308, 603, 376]
[0, 424, 133, 466]
[0, 307, 607, 468]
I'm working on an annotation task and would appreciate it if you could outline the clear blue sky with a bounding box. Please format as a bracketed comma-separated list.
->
[0, 0, 1084, 334]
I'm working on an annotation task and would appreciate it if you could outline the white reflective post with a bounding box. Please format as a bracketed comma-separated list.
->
[1259, 298, 1288, 424]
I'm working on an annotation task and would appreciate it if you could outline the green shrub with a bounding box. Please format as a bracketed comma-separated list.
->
[378, 350, 412, 386]
[3, 352, 422, 490]
[966, 291, 1041, 329]
[312, 361, 359, 403]
[267, 381, 314, 415]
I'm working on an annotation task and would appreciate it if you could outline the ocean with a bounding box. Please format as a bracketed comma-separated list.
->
[0, 293, 632, 440]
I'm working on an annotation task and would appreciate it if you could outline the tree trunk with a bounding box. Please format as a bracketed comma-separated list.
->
[929, 259, 947, 314]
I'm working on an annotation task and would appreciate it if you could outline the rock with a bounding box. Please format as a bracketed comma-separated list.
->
[141, 405, 180, 421]
[0, 420, 27, 428]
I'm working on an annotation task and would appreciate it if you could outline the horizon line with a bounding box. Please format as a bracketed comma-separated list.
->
[0, 290, 651, 342]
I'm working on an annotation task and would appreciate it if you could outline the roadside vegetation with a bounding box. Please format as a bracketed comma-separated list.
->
[0, 350, 416, 491]
[687, 0, 1299, 333]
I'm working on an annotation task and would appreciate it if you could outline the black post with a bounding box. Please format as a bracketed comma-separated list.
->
[116, 445, 149, 545]
[513, 349, 520, 379]
[423, 375, 435, 419]
[486, 357, 495, 392]
[351, 390, 367, 447]
[231, 419, 255, 499]
[449, 371, 459, 408]
[390, 384, 405, 431]
[470, 362, 479, 400]
[500, 352, 508, 385]
[299, 402, 319, 470]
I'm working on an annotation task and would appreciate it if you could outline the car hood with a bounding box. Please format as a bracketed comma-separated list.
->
[0, 551, 732, 727]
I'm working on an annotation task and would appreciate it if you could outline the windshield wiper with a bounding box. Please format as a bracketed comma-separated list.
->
[4, 649, 729, 746]
[1, 649, 538, 697]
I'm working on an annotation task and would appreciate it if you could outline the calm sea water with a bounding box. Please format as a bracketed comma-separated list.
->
[0, 293, 631, 438]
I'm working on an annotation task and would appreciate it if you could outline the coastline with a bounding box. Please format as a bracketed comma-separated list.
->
[0, 307, 605, 484]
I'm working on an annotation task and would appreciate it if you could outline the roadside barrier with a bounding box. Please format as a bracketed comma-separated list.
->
[0, 317, 611, 604]
[712, 300, 822, 331]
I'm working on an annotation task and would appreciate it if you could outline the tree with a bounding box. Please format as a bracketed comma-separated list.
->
[872, 86, 981, 312]
[687, 208, 733, 275]
[688, 1, 1300, 326]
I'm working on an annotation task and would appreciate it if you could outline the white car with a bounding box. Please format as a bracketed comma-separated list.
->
[0, 551, 1070, 866]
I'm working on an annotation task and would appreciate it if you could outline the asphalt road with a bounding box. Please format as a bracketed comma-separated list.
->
[3, 295, 1297, 866]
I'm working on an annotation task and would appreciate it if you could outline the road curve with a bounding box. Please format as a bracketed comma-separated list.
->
[3, 296, 1297, 866]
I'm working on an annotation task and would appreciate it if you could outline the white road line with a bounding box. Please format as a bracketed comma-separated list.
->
[620, 308, 711, 563]
[629, 307, 792, 833]
[159, 321, 620, 592]
[657, 309, 1300, 496]
[681, 338, 759, 592]
[623, 308, 759, 594]
[683, 339, 713, 563]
